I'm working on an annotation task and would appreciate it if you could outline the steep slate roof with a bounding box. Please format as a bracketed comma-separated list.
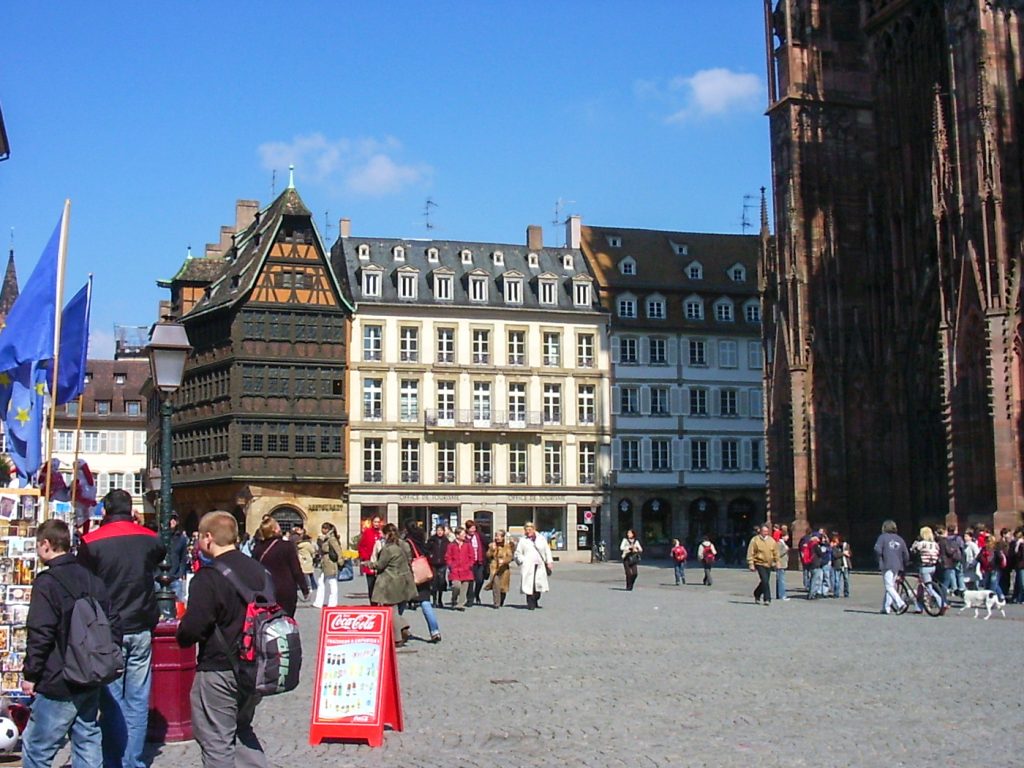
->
[580, 224, 760, 333]
[184, 187, 351, 319]
[331, 236, 601, 313]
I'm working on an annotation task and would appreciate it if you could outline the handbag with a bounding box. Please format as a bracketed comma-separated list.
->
[337, 559, 354, 582]
[408, 540, 434, 585]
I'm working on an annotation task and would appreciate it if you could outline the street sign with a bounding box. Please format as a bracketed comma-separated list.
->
[583, 510, 594, 523]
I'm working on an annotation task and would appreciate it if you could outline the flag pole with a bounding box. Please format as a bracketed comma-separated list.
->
[67, 275, 92, 513]
[43, 199, 71, 510]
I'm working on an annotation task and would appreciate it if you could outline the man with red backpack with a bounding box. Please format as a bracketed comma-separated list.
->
[177, 511, 273, 768]
[670, 539, 688, 585]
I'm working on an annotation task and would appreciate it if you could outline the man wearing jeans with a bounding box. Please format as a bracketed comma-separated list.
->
[747, 524, 780, 605]
[873, 519, 910, 614]
[79, 490, 165, 768]
[22, 519, 122, 768]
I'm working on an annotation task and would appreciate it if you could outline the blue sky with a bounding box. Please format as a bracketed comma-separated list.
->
[2, 2, 770, 357]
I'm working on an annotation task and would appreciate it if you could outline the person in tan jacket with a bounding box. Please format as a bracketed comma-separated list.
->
[747, 524, 780, 605]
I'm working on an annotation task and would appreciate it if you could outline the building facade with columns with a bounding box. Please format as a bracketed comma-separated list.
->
[579, 223, 764, 555]
[331, 220, 612, 560]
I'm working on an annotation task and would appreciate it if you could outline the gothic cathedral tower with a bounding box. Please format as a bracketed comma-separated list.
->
[762, 0, 1024, 554]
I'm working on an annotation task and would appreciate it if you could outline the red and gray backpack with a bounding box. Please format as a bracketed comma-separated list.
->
[211, 561, 302, 697]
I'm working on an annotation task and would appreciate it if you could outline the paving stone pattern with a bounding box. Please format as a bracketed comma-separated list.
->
[59, 563, 1024, 767]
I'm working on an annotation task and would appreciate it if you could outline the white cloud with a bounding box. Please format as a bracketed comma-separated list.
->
[257, 133, 430, 196]
[88, 329, 115, 359]
[635, 68, 762, 123]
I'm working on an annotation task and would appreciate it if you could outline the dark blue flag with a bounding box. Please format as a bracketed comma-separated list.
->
[0, 211, 61, 371]
[4, 360, 46, 483]
[53, 279, 91, 405]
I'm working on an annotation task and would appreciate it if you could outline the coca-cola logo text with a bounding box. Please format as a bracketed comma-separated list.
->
[327, 612, 381, 633]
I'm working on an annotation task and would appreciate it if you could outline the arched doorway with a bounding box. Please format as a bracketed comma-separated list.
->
[269, 505, 305, 534]
[641, 498, 671, 546]
[727, 497, 757, 536]
[689, 497, 718, 538]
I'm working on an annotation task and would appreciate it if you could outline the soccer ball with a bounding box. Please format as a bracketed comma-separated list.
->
[0, 717, 19, 752]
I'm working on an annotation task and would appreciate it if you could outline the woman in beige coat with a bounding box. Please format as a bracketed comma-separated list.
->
[486, 530, 514, 608]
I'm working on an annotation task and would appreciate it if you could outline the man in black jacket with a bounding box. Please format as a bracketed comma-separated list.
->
[78, 489, 165, 768]
[22, 519, 122, 767]
[177, 510, 269, 767]
[167, 514, 190, 601]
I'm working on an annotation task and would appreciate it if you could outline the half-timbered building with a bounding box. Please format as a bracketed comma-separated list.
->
[153, 181, 352, 534]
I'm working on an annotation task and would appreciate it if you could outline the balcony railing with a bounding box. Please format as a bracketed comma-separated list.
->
[577, 356, 594, 368]
[399, 351, 419, 362]
[507, 354, 525, 365]
[425, 409, 545, 428]
[363, 470, 382, 482]
[474, 472, 492, 484]
[472, 353, 490, 364]
[400, 471, 420, 483]
[580, 473, 595, 485]
[437, 471, 456, 484]
[436, 351, 455, 363]
[509, 472, 528, 484]
[363, 407, 383, 419]
[544, 473, 563, 485]
[542, 408, 561, 425]
[543, 355, 561, 366]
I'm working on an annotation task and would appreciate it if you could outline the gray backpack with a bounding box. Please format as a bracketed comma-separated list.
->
[49, 569, 125, 687]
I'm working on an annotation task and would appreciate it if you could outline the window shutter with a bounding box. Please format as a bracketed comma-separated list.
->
[640, 437, 652, 472]
[742, 439, 753, 471]
[710, 387, 721, 416]
[712, 439, 722, 470]
[611, 336, 621, 364]
[707, 341, 717, 368]
[738, 389, 749, 417]
[640, 386, 652, 415]
[672, 438, 685, 471]
[667, 338, 678, 365]
[673, 387, 684, 416]
[682, 438, 692, 470]
[611, 385, 621, 415]
[611, 439, 622, 471]
[639, 336, 649, 364]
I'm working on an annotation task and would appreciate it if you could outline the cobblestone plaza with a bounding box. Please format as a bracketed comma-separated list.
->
[119, 563, 1024, 767]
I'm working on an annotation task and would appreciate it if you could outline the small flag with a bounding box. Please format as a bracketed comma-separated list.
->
[0, 213, 61, 371]
[4, 361, 46, 483]
[52, 279, 91, 405]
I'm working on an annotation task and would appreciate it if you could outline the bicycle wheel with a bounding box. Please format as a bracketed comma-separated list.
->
[920, 585, 942, 617]
[895, 580, 912, 614]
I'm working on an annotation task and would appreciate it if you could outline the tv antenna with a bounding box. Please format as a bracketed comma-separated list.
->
[271, 169, 277, 198]
[324, 210, 333, 240]
[741, 193, 757, 234]
[553, 198, 576, 246]
[423, 198, 438, 231]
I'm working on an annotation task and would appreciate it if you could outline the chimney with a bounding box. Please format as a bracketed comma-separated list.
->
[236, 199, 259, 233]
[566, 215, 582, 249]
[527, 225, 543, 251]
[339, 218, 351, 238]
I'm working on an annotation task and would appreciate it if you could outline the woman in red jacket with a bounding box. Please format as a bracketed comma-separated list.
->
[444, 527, 475, 611]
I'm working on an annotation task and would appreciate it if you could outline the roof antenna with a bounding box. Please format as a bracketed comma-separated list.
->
[553, 198, 575, 247]
[741, 193, 757, 234]
[324, 210, 333, 239]
[423, 197, 437, 230]
[271, 169, 277, 198]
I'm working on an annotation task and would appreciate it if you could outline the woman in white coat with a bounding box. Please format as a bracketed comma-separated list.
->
[514, 521, 553, 609]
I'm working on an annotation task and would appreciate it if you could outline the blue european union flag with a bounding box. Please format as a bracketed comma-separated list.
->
[4, 360, 46, 482]
[0, 212, 60, 371]
[53, 279, 91, 405]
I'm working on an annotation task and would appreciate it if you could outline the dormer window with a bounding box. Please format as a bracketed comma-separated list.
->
[619, 257, 637, 276]
[646, 295, 666, 320]
[361, 267, 382, 297]
[684, 295, 704, 320]
[397, 267, 419, 300]
[469, 274, 488, 302]
[426, 247, 439, 263]
[460, 249, 473, 265]
[562, 253, 574, 270]
[114, 373, 127, 385]
[730, 264, 747, 282]
[538, 276, 558, 305]
[714, 298, 734, 322]
[357, 243, 370, 260]
[434, 272, 453, 301]
[392, 245, 405, 262]
[618, 295, 637, 318]
[686, 260, 703, 280]
[744, 300, 761, 323]
[492, 250, 504, 266]
[606, 235, 622, 248]
[527, 252, 540, 269]
[231, 274, 241, 290]
[503, 272, 524, 305]
[572, 277, 592, 307]
[672, 242, 689, 256]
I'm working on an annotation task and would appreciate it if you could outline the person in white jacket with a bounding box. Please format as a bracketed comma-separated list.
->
[962, 530, 981, 589]
[514, 521, 553, 609]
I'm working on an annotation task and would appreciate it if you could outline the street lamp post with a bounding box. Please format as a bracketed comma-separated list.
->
[146, 321, 192, 619]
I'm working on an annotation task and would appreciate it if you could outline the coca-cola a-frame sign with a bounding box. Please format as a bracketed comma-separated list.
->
[309, 607, 403, 746]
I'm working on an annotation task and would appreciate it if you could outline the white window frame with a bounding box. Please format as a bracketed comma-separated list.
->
[399, 326, 419, 362]
[362, 270, 381, 297]
[434, 273, 453, 301]
[539, 278, 557, 305]
[543, 332, 561, 367]
[618, 297, 637, 318]
[507, 330, 526, 365]
[577, 333, 595, 368]
[363, 325, 382, 361]
[714, 300, 734, 322]
[646, 297, 666, 320]
[398, 271, 418, 300]
[469, 275, 488, 302]
[719, 340, 738, 368]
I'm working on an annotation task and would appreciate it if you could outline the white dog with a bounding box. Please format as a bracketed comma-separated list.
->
[958, 589, 1007, 620]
